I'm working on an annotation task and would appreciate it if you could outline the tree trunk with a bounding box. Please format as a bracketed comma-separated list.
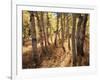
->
[76, 14, 83, 66]
[30, 12, 38, 67]
[72, 14, 77, 66]
[46, 13, 50, 45]
[54, 13, 59, 47]
[41, 12, 49, 55]
[81, 14, 88, 56]
[43, 13, 48, 47]
[61, 13, 66, 52]
[65, 14, 71, 50]
[36, 12, 44, 51]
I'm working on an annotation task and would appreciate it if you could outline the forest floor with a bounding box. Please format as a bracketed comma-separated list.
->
[22, 38, 89, 69]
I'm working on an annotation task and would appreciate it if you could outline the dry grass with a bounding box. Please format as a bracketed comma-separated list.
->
[22, 37, 89, 69]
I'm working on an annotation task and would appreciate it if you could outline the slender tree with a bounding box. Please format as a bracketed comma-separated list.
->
[81, 14, 88, 56]
[46, 12, 51, 45]
[61, 13, 66, 52]
[76, 14, 83, 65]
[30, 11, 38, 67]
[41, 12, 49, 55]
[35, 12, 44, 51]
[65, 14, 71, 50]
[54, 13, 60, 47]
[72, 14, 77, 66]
